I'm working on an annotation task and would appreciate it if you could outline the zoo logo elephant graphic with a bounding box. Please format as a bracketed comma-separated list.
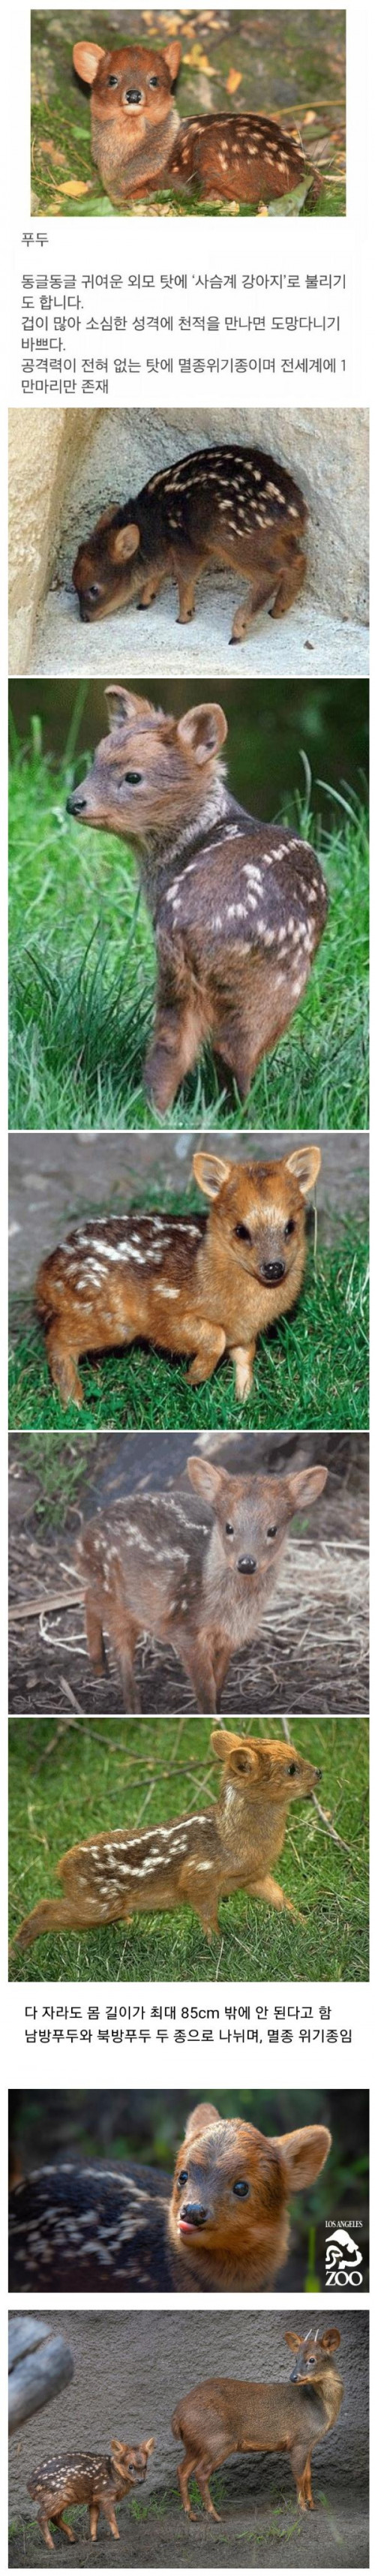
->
[326, 2227, 362, 2287]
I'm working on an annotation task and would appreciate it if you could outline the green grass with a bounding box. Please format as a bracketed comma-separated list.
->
[9, 1217, 369, 1432]
[8, 1715, 368, 1984]
[8, 729, 369, 1131]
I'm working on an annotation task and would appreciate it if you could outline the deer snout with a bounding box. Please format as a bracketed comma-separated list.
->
[179, 2202, 208, 2230]
[260, 1259, 286, 1283]
[237, 1554, 256, 1574]
[125, 86, 143, 104]
[66, 792, 87, 814]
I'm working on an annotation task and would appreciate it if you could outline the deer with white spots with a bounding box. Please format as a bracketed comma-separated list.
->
[72, 446, 308, 643]
[11, 1723, 324, 1955]
[34, 1144, 321, 1409]
[73, 1453, 327, 1710]
[67, 687, 328, 1113]
[26, 2438, 154, 2551]
[72, 35, 320, 209]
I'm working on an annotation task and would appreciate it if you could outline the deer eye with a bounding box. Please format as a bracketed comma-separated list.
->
[124, 770, 142, 785]
[287, 1761, 297, 1776]
[87, 584, 100, 602]
[232, 2179, 250, 2198]
[177, 2170, 188, 2187]
[226, 1520, 234, 1536]
[148, 74, 160, 86]
[107, 74, 119, 86]
[284, 1218, 296, 1238]
[267, 1524, 277, 1539]
[235, 1222, 252, 1243]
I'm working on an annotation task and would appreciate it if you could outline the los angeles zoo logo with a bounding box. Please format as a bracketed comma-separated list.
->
[325, 2223, 363, 2287]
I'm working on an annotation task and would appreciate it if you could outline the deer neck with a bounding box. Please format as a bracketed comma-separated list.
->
[136, 777, 238, 917]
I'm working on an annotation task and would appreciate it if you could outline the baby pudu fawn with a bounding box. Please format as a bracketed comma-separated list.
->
[72, 448, 308, 645]
[12, 1724, 322, 1957]
[10, 2103, 331, 2296]
[27, 2437, 154, 2551]
[172, 2328, 343, 2519]
[75, 1452, 328, 1713]
[67, 690, 328, 1111]
[35, 1144, 321, 1410]
[73, 35, 316, 209]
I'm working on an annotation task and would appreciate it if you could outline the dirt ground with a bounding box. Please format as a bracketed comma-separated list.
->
[8, 2485, 368, 2568]
[9, 1432, 368, 1716]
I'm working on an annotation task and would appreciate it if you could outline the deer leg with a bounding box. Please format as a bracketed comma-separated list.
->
[176, 1640, 218, 1714]
[105, 1610, 141, 1713]
[146, 1000, 204, 1114]
[100, 2499, 120, 2538]
[84, 1590, 108, 1679]
[212, 1643, 231, 1709]
[230, 566, 280, 644]
[229, 1340, 256, 1401]
[269, 548, 307, 617]
[195, 2462, 222, 2520]
[89, 2503, 100, 2541]
[250, 1871, 304, 1922]
[178, 1859, 220, 1936]
[290, 2445, 315, 2510]
[138, 570, 164, 609]
[44, 1323, 83, 1408]
[173, 552, 205, 625]
[185, 1321, 226, 1385]
[38, 2513, 55, 2550]
[54, 2513, 75, 2541]
[177, 2456, 200, 2520]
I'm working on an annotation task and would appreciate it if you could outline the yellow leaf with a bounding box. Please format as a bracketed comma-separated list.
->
[57, 179, 92, 197]
[304, 110, 316, 125]
[226, 68, 242, 94]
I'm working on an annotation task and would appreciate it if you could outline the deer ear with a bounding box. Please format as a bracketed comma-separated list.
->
[285, 2331, 304, 2350]
[164, 39, 182, 82]
[193, 1152, 232, 1201]
[276, 2126, 332, 2190]
[287, 1463, 328, 1513]
[144, 2436, 155, 2454]
[210, 1727, 246, 1762]
[286, 1146, 321, 1196]
[184, 2103, 220, 2141]
[187, 1456, 224, 1503]
[73, 41, 105, 86]
[105, 687, 152, 732]
[320, 2328, 340, 2350]
[177, 703, 227, 766]
[110, 522, 140, 564]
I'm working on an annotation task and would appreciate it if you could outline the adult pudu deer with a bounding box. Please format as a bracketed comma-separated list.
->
[35, 1143, 321, 1410]
[9, 2102, 331, 2295]
[74, 1453, 328, 1713]
[12, 1724, 323, 1957]
[73, 35, 318, 209]
[27, 2437, 154, 2550]
[67, 689, 328, 1112]
[72, 446, 308, 645]
[172, 2328, 343, 2518]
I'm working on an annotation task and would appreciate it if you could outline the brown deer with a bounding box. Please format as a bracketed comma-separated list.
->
[72, 446, 308, 645]
[9, 2104, 331, 2295]
[34, 1144, 321, 1410]
[27, 2436, 154, 2550]
[11, 1724, 322, 1956]
[72, 35, 318, 209]
[66, 690, 328, 1112]
[172, 2328, 343, 2517]
[74, 1453, 328, 1713]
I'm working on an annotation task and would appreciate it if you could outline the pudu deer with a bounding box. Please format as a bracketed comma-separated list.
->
[72, 35, 319, 209]
[72, 446, 308, 645]
[74, 1453, 328, 1713]
[27, 2436, 154, 2550]
[9, 2103, 331, 2295]
[67, 690, 328, 1112]
[34, 1144, 321, 1410]
[12, 1724, 323, 1956]
[172, 2327, 343, 2517]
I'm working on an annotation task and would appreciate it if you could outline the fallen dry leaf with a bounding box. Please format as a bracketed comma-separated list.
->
[57, 179, 92, 198]
[226, 68, 242, 95]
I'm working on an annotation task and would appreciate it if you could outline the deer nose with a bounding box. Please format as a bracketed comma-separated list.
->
[237, 1555, 256, 1575]
[125, 86, 142, 101]
[315, 1768, 322, 1780]
[180, 2202, 208, 2229]
[261, 1259, 286, 1283]
[66, 792, 86, 814]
